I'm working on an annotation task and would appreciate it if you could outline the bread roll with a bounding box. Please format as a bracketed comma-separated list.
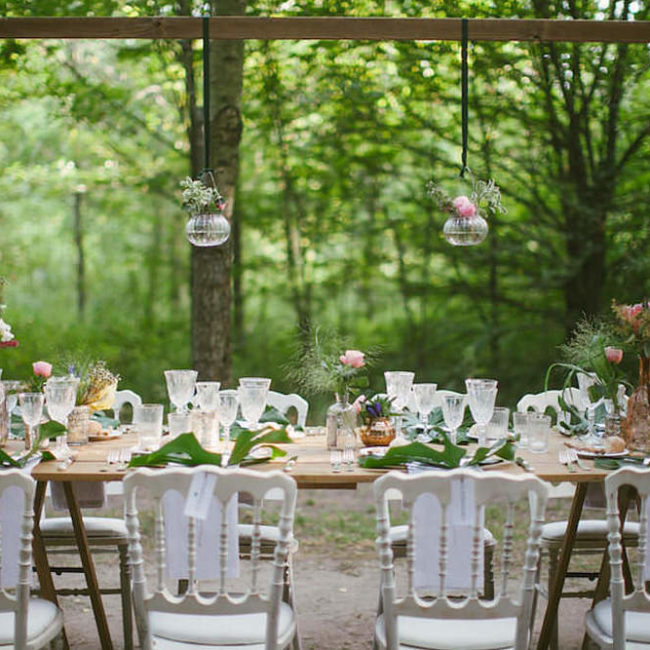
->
[605, 436, 626, 454]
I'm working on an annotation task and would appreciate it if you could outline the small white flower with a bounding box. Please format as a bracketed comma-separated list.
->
[0, 318, 14, 343]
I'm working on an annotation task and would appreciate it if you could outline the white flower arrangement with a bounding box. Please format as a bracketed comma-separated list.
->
[180, 177, 225, 215]
[0, 318, 14, 343]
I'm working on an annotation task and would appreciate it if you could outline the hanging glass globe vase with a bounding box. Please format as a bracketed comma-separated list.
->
[186, 210, 231, 247]
[443, 211, 488, 246]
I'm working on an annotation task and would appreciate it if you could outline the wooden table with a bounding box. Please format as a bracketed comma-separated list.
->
[24, 431, 621, 650]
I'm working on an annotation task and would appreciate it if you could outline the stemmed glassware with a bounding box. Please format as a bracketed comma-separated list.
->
[218, 390, 239, 459]
[441, 394, 465, 444]
[195, 381, 221, 411]
[465, 378, 498, 446]
[44, 377, 79, 457]
[164, 370, 198, 413]
[577, 372, 599, 445]
[385, 371, 415, 438]
[412, 383, 438, 435]
[238, 385, 267, 430]
[18, 392, 44, 450]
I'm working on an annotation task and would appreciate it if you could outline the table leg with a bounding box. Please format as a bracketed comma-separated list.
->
[32, 481, 70, 650]
[536, 482, 588, 650]
[62, 481, 114, 650]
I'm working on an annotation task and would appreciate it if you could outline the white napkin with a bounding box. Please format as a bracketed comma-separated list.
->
[50, 481, 106, 510]
[412, 473, 483, 592]
[163, 488, 239, 580]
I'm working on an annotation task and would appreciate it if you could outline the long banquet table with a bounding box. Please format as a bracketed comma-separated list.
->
[22, 431, 633, 650]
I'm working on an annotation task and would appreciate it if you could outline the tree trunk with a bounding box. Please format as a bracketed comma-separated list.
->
[191, 0, 245, 383]
[73, 190, 85, 320]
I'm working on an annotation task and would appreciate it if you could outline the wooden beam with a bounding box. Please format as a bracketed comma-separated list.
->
[0, 17, 649, 43]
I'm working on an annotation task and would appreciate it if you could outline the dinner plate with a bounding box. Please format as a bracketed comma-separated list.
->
[359, 447, 389, 457]
[576, 449, 628, 459]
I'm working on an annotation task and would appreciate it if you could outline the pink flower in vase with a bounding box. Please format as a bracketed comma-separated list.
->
[339, 349, 365, 368]
[352, 394, 367, 414]
[452, 195, 476, 218]
[605, 347, 623, 364]
[32, 360, 52, 378]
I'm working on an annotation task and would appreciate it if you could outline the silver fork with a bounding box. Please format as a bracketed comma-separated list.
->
[567, 447, 590, 471]
[559, 449, 575, 472]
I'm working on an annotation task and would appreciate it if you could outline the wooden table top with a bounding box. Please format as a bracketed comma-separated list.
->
[19, 431, 613, 489]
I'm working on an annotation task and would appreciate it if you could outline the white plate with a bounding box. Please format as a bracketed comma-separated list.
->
[249, 447, 273, 460]
[359, 447, 389, 457]
[576, 449, 628, 459]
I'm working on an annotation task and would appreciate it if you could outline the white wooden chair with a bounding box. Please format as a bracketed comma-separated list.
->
[373, 469, 548, 650]
[0, 470, 64, 650]
[519, 390, 640, 649]
[585, 467, 650, 649]
[267, 391, 308, 428]
[124, 466, 299, 650]
[112, 389, 143, 423]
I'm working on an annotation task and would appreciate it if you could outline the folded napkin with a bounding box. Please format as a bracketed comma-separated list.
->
[410, 468, 484, 593]
[50, 481, 106, 510]
[163, 488, 239, 580]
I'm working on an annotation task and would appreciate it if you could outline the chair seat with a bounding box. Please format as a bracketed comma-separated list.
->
[389, 525, 496, 546]
[0, 598, 63, 647]
[586, 598, 650, 647]
[375, 613, 516, 650]
[541, 520, 640, 545]
[149, 601, 296, 648]
[40, 516, 128, 539]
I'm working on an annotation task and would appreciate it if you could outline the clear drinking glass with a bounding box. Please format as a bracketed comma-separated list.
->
[218, 389, 239, 445]
[486, 406, 510, 445]
[528, 413, 551, 453]
[18, 392, 44, 450]
[195, 381, 221, 411]
[513, 411, 530, 449]
[164, 370, 198, 413]
[3, 380, 23, 417]
[133, 403, 164, 451]
[441, 394, 465, 444]
[413, 383, 438, 430]
[239, 377, 272, 391]
[44, 378, 78, 456]
[385, 371, 415, 438]
[238, 385, 267, 430]
[577, 372, 599, 443]
[192, 410, 219, 450]
[465, 378, 498, 446]
[167, 411, 193, 437]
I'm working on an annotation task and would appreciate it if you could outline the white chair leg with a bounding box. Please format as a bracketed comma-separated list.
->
[548, 548, 560, 650]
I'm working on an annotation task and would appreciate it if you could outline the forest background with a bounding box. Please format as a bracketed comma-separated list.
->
[1, 0, 649, 421]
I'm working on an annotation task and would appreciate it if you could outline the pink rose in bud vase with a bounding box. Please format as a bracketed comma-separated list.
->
[605, 347, 624, 364]
[352, 394, 367, 414]
[452, 195, 476, 218]
[32, 361, 52, 377]
[339, 349, 365, 368]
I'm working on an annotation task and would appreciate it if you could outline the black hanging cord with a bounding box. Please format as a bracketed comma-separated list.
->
[202, 15, 211, 174]
[460, 17, 469, 178]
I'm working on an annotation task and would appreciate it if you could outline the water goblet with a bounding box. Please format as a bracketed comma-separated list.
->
[218, 389, 239, 451]
[513, 411, 531, 449]
[441, 394, 465, 444]
[239, 377, 272, 391]
[18, 392, 44, 450]
[465, 378, 498, 447]
[133, 403, 164, 452]
[238, 385, 267, 430]
[195, 381, 221, 411]
[412, 383, 438, 432]
[164, 370, 198, 413]
[385, 371, 415, 438]
[44, 377, 78, 456]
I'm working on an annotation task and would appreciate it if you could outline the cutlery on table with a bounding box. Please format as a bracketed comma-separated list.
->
[559, 449, 575, 472]
[567, 447, 591, 471]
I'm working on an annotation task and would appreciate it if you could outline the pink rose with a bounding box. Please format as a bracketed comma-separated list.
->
[452, 195, 476, 218]
[32, 361, 52, 378]
[339, 349, 365, 368]
[352, 394, 367, 414]
[605, 347, 623, 364]
[631, 303, 643, 317]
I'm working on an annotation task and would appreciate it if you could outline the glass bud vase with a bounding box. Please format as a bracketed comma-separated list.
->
[443, 212, 488, 246]
[326, 393, 353, 449]
[624, 356, 650, 451]
[603, 399, 621, 438]
[67, 405, 91, 445]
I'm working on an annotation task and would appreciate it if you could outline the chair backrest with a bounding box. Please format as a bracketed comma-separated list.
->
[374, 469, 548, 650]
[0, 470, 36, 650]
[267, 390, 308, 427]
[604, 467, 650, 650]
[516, 388, 583, 425]
[112, 389, 143, 423]
[124, 466, 297, 650]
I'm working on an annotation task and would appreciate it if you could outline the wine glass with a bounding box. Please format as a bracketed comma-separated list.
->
[577, 372, 599, 443]
[164, 370, 198, 413]
[465, 378, 498, 446]
[18, 392, 44, 450]
[218, 390, 239, 460]
[412, 383, 438, 433]
[44, 377, 78, 457]
[385, 371, 415, 438]
[238, 385, 267, 430]
[195, 381, 221, 411]
[441, 394, 465, 444]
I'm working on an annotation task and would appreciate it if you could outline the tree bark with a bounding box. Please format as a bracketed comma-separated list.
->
[190, 0, 245, 382]
[73, 190, 85, 320]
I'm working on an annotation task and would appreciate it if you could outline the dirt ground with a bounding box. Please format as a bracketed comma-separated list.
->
[53, 484, 598, 650]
